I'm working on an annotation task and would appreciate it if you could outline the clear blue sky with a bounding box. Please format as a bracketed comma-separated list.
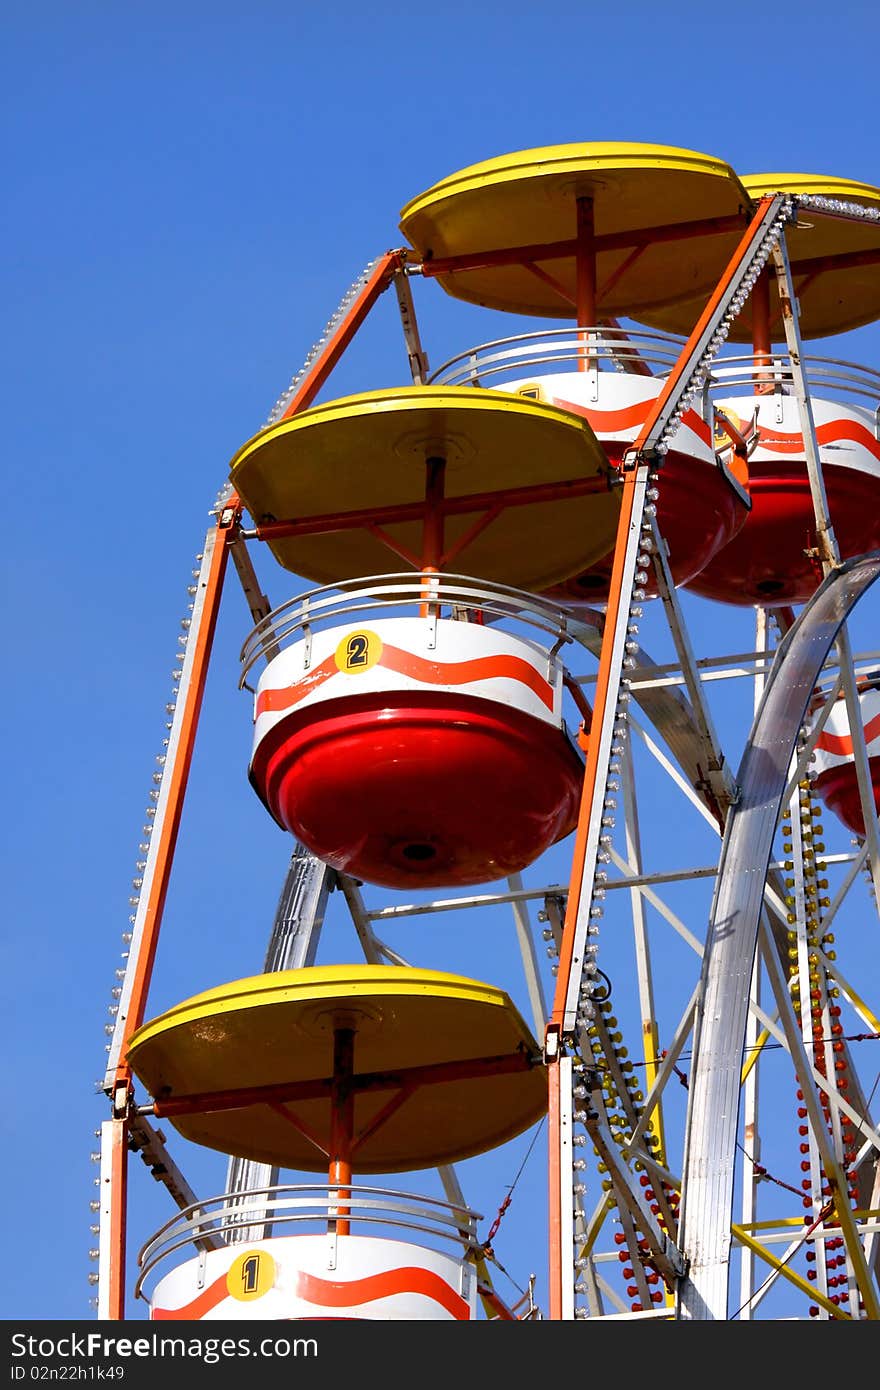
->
[2, 1, 878, 1323]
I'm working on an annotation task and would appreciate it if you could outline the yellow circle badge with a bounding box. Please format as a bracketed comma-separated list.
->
[335, 629, 383, 674]
[714, 406, 744, 452]
[226, 1249, 276, 1301]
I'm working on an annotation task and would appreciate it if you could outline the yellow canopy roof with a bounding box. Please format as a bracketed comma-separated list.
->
[635, 173, 880, 340]
[127, 964, 547, 1173]
[229, 385, 619, 590]
[399, 141, 751, 320]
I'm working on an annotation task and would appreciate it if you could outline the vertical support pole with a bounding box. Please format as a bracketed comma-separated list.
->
[506, 872, 548, 1038]
[834, 627, 880, 902]
[771, 236, 839, 569]
[226, 845, 335, 1241]
[97, 1119, 128, 1321]
[752, 269, 773, 394]
[650, 512, 733, 825]
[620, 744, 667, 1164]
[773, 236, 880, 898]
[422, 456, 446, 569]
[758, 933, 880, 1318]
[393, 266, 430, 385]
[337, 874, 473, 1225]
[329, 1026, 355, 1237]
[739, 607, 771, 1317]
[420, 455, 446, 615]
[548, 1055, 573, 1320]
[576, 197, 597, 379]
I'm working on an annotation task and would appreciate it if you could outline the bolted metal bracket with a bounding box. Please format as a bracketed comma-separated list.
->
[543, 1022, 562, 1064]
[112, 1083, 130, 1120]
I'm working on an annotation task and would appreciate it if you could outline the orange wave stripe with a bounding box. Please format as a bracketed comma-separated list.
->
[256, 652, 338, 717]
[552, 395, 712, 445]
[552, 396, 649, 432]
[255, 644, 554, 718]
[754, 419, 880, 460]
[377, 644, 554, 710]
[152, 1264, 470, 1321]
[816, 709, 880, 757]
[294, 1266, 470, 1319]
[152, 1272, 228, 1320]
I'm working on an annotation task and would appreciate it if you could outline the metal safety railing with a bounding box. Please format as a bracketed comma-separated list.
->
[428, 326, 686, 390]
[239, 571, 578, 690]
[710, 351, 880, 431]
[428, 327, 880, 437]
[135, 1182, 481, 1298]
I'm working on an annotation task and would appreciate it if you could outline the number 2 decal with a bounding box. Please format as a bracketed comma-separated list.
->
[335, 629, 382, 674]
[346, 633, 370, 668]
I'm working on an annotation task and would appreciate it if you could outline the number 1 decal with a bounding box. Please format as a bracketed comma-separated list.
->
[226, 1248, 276, 1301]
[241, 1253, 261, 1294]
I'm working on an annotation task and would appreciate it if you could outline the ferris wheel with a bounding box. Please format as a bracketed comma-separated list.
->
[93, 143, 880, 1322]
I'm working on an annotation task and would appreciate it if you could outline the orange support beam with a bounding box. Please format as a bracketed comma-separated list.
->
[547, 1058, 565, 1320]
[111, 507, 236, 1095]
[98, 1119, 129, 1321]
[278, 250, 407, 420]
[550, 464, 644, 1027]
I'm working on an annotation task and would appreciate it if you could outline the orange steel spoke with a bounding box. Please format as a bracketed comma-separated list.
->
[790, 268, 823, 302]
[524, 260, 576, 305]
[421, 237, 576, 276]
[151, 1050, 538, 1119]
[790, 246, 880, 276]
[254, 473, 612, 543]
[475, 1284, 518, 1320]
[630, 196, 781, 459]
[551, 465, 643, 1025]
[154, 1077, 333, 1116]
[598, 317, 654, 378]
[364, 523, 422, 568]
[278, 250, 406, 420]
[350, 1085, 417, 1154]
[268, 1102, 330, 1159]
[440, 503, 505, 568]
[597, 245, 649, 305]
[418, 213, 747, 278]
